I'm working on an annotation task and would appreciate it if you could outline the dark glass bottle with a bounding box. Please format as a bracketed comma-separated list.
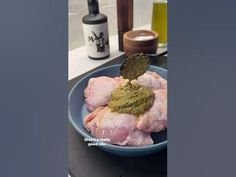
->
[82, 0, 110, 60]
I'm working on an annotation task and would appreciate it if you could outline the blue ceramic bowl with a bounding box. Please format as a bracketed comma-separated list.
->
[68, 64, 167, 156]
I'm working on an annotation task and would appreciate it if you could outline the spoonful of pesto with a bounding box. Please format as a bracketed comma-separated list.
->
[120, 53, 150, 81]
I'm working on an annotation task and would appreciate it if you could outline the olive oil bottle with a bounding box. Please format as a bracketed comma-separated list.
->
[82, 0, 110, 59]
[151, 0, 167, 47]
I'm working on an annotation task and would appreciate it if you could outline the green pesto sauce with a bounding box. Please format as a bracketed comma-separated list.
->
[120, 53, 150, 81]
[108, 83, 154, 116]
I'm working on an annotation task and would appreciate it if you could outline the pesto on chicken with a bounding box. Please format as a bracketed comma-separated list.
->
[108, 83, 154, 116]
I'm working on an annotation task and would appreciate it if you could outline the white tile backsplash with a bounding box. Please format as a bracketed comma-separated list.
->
[69, 0, 87, 13]
[69, 13, 86, 50]
[69, 0, 153, 51]
[134, 0, 153, 28]
[100, 4, 118, 37]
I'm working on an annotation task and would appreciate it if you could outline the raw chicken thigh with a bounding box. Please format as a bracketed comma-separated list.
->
[84, 76, 124, 111]
[84, 89, 167, 146]
[131, 71, 167, 90]
[137, 89, 167, 132]
[84, 107, 154, 146]
[84, 71, 166, 112]
[83, 71, 167, 146]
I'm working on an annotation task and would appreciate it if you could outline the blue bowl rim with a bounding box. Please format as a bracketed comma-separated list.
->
[68, 64, 168, 151]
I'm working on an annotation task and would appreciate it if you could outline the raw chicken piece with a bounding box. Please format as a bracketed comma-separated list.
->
[84, 76, 125, 111]
[84, 71, 166, 112]
[131, 71, 167, 90]
[84, 107, 154, 146]
[137, 89, 167, 132]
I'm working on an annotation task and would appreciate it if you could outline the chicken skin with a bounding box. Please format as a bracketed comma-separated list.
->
[131, 71, 167, 90]
[84, 107, 153, 146]
[84, 76, 124, 111]
[84, 71, 166, 112]
[83, 71, 167, 146]
[84, 89, 167, 146]
[137, 89, 167, 132]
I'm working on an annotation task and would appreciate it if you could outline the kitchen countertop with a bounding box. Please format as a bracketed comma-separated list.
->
[68, 46, 166, 80]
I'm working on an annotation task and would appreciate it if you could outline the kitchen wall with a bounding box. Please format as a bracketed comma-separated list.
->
[69, 0, 153, 51]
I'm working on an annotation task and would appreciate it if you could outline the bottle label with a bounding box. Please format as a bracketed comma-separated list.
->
[83, 22, 110, 58]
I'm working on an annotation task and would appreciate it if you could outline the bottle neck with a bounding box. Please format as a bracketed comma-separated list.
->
[88, 0, 100, 14]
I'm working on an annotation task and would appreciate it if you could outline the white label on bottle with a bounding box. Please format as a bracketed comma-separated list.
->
[83, 22, 110, 58]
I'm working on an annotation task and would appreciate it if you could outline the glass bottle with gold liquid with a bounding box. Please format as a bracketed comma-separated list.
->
[151, 0, 167, 47]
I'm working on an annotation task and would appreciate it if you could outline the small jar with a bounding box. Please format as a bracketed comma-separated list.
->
[123, 30, 159, 57]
